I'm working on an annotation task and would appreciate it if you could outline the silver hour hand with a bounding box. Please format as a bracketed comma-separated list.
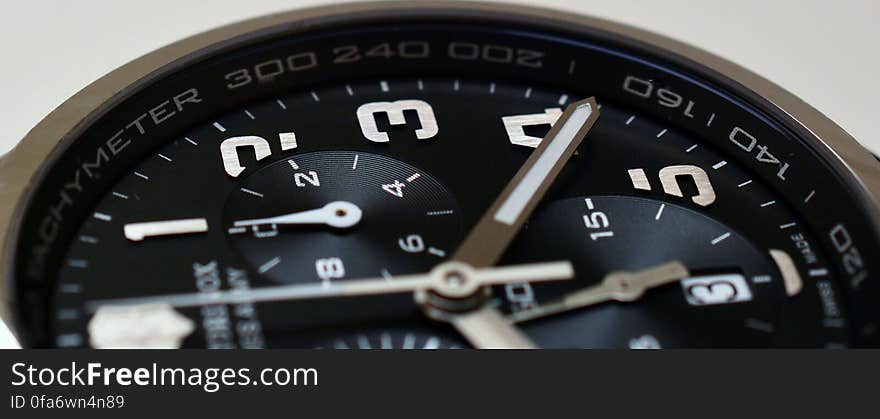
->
[232, 200, 362, 229]
[509, 261, 689, 323]
[449, 306, 537, 349]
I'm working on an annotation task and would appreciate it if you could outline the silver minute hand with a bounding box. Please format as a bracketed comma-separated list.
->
[443, 98, 599, 349]
[453, 98, 599, 267]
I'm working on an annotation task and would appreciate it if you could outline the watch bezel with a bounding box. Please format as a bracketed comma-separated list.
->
[1, 0, 878, 342]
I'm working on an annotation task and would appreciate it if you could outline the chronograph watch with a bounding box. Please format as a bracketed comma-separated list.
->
[1, 1, 879, 348]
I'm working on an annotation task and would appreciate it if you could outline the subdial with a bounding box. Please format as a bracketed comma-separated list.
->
[503, 195, 796, 348]
[224, 151, 462, 285]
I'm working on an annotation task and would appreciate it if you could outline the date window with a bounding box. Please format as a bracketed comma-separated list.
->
[681, 274, 753, 306]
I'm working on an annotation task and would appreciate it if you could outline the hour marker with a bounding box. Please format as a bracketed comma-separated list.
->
[423, 336, 440, 349]
[752, 275, 772, 283]
[213, 122, 226, 132]
[357, 335, 372, 349]
[56, 334, 84, 347]
[628, 168, 651, 191]
[489, 82, 496, 94]
[244, 110, 256, 119]
[804, 190, 816, 203]
[276, 99, 287, 110]
[568, 60, 576, 74]
[240, 188, 263, 198]
[809, 268, 829, 277]
[584, 198, 594, 210]
[158, 153, 172, 162]
[686, 144, 698, 153]
[779, 222, 797, 229]
[760, 200, 776, 208]
[406, 173, 421, 182]
[60, 283, 82, 293]
[381, 332, 393, 349]
[401, 333, 415, 349]
[824, 318, 845, 329]
[524, 87, 532, 98]
[184, 137, 198, 146]
[288, 159, 299, 170]
[68, 259, 88, 268]
[558, 94, 569, 105]
[123, 218, 209, 241]
[426, 210, 454, 216]
[134, 172, 149, 180]
[453, 79, 460, 91]
[655, 204, 666, 220]
[380, 269, 393, 281]
[112, 191, 129, 200]
[380, 80, 389, 92]
[711, 232, 731, 245]
[94, 212, 112, 222]
[79, 235, 98, 244]
[625, 115, 635, 125]
[352, 154, 360, 170]
[769, 249, 803, 297]
[345, 85, 354, 96]
[745, 318, 774, 333]
[712, 161, 727, 169]
[258, 256, 281, 274]
[737, 180, 752, 188]
[279, 131, 297, 151]
[310, 91, 320, 102]
[417, 79, 424, 90]
[228, 227, 247, 234]
[57, 309, 80, 320]
[706, 113, 716, 126]
[656, 128, 668, 138]
[428, 247, 446, 258]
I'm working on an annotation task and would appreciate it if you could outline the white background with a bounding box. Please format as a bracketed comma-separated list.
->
[1, 0, 878, 347]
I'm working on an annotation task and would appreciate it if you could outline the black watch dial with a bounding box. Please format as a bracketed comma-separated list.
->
[9, 8, 879, 348]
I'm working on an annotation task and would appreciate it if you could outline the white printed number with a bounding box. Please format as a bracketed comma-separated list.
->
[628, 165, 716, 207]
[294, 171, 320, 187]
[398, 235, 426, 253]
[501, 108, 562, 148]
[315, 258, 345, 282]
[681, 274, 753, 306]
[582, 199, 614, 241]
[220, 133, 298, 178]
[356, 100, 438, 143]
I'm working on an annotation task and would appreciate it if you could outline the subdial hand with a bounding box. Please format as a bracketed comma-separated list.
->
[508, 261, 689, 323]
[232, 200, 362, 229]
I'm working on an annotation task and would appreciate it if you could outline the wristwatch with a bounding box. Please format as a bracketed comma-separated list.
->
[1, 1, 878, 348]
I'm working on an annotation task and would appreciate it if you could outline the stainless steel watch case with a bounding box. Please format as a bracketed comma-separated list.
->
[1, 1, 878, 342]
